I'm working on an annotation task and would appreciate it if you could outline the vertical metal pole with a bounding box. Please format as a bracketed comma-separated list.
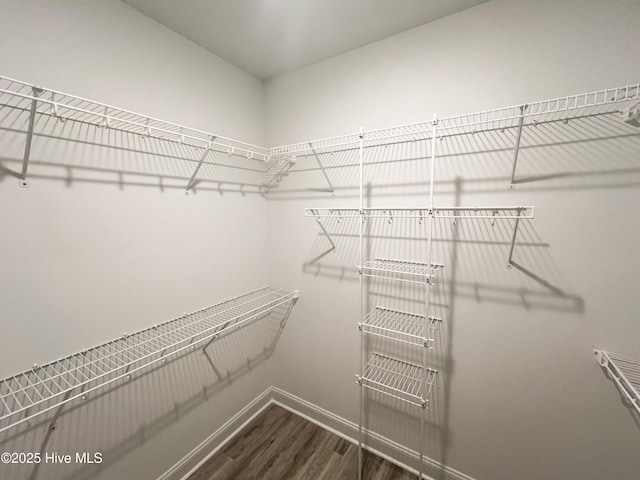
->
[420, 115, 438, 480]
[21, 86, 43, 186]
[358, 126, 364, 480]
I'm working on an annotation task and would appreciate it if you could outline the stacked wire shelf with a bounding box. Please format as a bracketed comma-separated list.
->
[360, 307, 441, 348]
[361, 353, 437, 407]
[358, 258, 443, 285]
[0, 287, 299, 434]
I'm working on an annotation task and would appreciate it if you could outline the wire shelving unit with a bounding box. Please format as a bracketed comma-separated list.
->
[0, 287, 299, 435]
[361, 353, 437, 407]
[360, 308, 441, 348]
[594, 350, 640, 415]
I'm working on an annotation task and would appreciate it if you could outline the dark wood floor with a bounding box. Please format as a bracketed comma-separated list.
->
[188, 404, 415, 480]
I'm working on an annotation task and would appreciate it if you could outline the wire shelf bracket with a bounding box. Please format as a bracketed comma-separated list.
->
[18, 85, 43, 188]
[0, 287, 300, 435]
[307, 213, 337, 265]
[309, 143, 335, 193]
[184, 136, 216, 194]
[594, 349, 640, 416]
[508, 104, 528, 189]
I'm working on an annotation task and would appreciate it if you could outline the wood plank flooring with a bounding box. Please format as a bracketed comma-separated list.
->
[188, 404, 415, 480]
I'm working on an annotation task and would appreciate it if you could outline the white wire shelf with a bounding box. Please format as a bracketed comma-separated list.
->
[0, 76, 270, 161]
[594, 350, 640, 415]
[359, 352, 437, 407]
[437, 84, 640, 137]
[305, 206, 534, 220]
[270, 83, 639, 157]
[0, 286, 299, 434]
[360, 307, 441, 348]
[358, 258, 443, 285]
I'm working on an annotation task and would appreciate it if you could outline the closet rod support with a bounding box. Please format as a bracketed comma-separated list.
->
[20, 86, 44, 187]
[509, 105, 528, 189]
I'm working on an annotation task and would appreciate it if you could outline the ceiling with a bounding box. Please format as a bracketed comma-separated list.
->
[122, 0, 489, 80]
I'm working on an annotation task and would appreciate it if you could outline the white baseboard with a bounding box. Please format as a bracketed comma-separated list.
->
[157, 386, 476, 480]
[270, 387, 476, 480]
[156, 386, 274, 480]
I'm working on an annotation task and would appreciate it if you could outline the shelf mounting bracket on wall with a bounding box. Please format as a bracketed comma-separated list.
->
[506, 208, 522, 269]
[185, 136, 216, 194]
[509, 104, 529, 189]
[309, 143, 334, 193]
[307, 210, 336, 264]
[19, 86, 43, 188]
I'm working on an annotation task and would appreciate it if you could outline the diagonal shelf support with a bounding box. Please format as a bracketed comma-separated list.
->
[20, 86, 44, 187]
[309, 143, 334, 193]
[185, 136, 216, 193]
[506, 209, 522, 269]
[307, 212, 336, 264]
[509, 104, 528, 189]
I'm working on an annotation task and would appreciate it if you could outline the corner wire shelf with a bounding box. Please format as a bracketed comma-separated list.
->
[594, 350, 640, 415]
[4, 75, 637, 191]
[358, 258, 443, 285]
[358, 353, 437, 407]
[0, 286, 299, 434]
[360, 307, 441, 348]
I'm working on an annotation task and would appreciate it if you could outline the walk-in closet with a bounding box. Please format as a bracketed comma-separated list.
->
[1, 1, 639, 479]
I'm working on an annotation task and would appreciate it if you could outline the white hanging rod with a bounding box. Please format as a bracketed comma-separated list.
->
[0, 76, 270, 162]
[305, 206, 534, 219]
[0, 286, 299, 434]
[594, 349, 640, 415]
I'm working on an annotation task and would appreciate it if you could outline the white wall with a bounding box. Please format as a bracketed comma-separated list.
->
[0, 1, 274, 480]
[265, 1, 640, 480]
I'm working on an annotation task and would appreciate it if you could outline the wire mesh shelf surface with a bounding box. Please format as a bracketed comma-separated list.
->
[358, 258, 444, 285]
[270, 83, 639, 156]
[434, 84, 640, 136]
[360, 353, 437, 407]
[0, 287, 299, 434]
[0, 75, 270, 162]
[305, 206, 534, 220]
[3, 75, 637, 189]
[360, 307, 441, 348]
[594, 350, 640, 415]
